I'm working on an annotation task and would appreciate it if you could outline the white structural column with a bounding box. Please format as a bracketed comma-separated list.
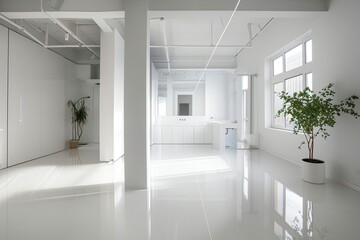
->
[100, 29, 125, 162]
[124, 0, 150, 189]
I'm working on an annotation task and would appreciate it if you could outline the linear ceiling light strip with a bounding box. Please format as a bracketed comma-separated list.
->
[193, 0, 242, 94]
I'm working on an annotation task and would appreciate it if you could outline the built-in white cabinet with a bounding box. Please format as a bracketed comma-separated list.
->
[194, 126, 205, 143]
[204, 125, 213, 143]
[0, 26, 8, 170]
[158, 124, 212, 144]
[161, 126, 172, 144]
[183, 126, 194, 144]
[172, 126, 184, 143]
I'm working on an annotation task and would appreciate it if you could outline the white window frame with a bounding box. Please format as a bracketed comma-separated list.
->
[270, 33, 313, 130]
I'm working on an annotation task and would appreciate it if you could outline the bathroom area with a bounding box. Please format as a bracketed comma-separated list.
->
[150, 66, 258, 150]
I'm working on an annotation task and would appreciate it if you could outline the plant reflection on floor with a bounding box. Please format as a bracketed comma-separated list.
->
[273, 180, 329, 240]
[289, 202, 329, 240]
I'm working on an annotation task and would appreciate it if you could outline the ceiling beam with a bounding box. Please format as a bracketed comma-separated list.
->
[149, 0, 328, 11]
[1, 11, 124, 20]
[150, 45, 251, 49]
[93, 17, 113, 32]
[0, 0, 327, 14]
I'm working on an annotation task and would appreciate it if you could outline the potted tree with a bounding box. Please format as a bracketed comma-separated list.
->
[276, 83, 360, 184]
[67, 96, 90, 149]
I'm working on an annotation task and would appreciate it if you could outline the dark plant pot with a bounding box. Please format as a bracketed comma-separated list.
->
[68, 140, 79, 149]
[301, 158, 325, 184]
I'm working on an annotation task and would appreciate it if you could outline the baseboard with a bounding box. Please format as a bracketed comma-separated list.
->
[260, 146, 302, 167]
[260, 146, 360, 194]
[328, 175, 360, 193]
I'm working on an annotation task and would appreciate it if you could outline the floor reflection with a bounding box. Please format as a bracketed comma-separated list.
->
[0, 145, 360, 239]
[151, 145, 360, 240]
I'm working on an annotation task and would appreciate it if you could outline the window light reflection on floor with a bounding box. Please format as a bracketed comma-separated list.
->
[151, 156, 230, 179]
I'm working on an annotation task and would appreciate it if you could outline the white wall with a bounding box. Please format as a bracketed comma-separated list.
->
[237, 0, 360, 190]
[100, 29, 125, 162]
[79, 83, 100, 144]
[0, 25, 8, 169]
[193, 84, 205, 116]
[151, 63, 158, 144]
[8, 30, 79, 166]
[113, 30, 125, 160]
[205, 71, 229, 121]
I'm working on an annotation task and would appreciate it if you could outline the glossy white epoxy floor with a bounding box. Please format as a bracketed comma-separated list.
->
[0, 145, 360, 240]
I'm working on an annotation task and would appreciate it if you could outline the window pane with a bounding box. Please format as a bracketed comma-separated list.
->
[274, 222, 283, 239]
[285, 75, 303, 95]
[273, 56, 284, 76]
[306, 40, 312, 63]
[306, 73, 313, 90]
[273, 82, 284, 126]
[242, 76, 249, 90]
[285, 44, 303, 71]
[285, 189, 303, 234]
[274, 181, 284, 216]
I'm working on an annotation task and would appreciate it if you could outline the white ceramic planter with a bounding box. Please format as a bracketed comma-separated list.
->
[301, 159, 325, 184]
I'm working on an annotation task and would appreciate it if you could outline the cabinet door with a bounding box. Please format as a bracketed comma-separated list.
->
[161, 126, 172, 143]
[172, 126, 184, 144]
[204, 125, 213, 144]
[194, 126, 205, 143]
[183, 126, 194, 144]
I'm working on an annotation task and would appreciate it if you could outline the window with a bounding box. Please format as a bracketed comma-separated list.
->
[305, 40, 312, 63]
[306, 73, 313, 90]
[285, 75, 303, 95]
[270, 35, 312, 129]
[273, 82, 285, 127]
[285, 44, 303, 72]
[273, 56, 284, 76]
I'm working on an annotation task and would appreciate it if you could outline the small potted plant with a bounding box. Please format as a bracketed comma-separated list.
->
[67, 96, 90, 149]
[276, 83, 359, 184]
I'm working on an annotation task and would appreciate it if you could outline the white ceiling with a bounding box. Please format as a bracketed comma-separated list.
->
[150, 12, 272, 69]
[1, 9, 272, 69]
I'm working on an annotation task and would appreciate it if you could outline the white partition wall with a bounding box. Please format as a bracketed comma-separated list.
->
[0, 26, 8, 170]
[100, 29, 125, 162]
[7, 31, 76, 166]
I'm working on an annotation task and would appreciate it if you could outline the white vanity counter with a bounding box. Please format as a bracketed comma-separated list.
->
[154, 116, 212, 144]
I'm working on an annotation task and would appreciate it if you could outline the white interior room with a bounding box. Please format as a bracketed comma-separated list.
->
[0, 0, 360, 239]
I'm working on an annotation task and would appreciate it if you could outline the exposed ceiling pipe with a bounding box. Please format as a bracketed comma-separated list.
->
[160, 17, 171, 73]
[233, 18, 274, 59]
[46, 44, 100, 48]
[247, 23, 253, 47]
[150, 44, 252, 49]
[40, 0, 100, 59]
[152, 58, 235, 63]
[210, 20, 213, 46]
[193, 0, 242, 94]
[45, 23, 49, 45]
[0, 13, 46, 47]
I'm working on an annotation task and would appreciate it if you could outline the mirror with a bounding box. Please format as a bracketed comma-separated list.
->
[177, 95, 192, 116]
